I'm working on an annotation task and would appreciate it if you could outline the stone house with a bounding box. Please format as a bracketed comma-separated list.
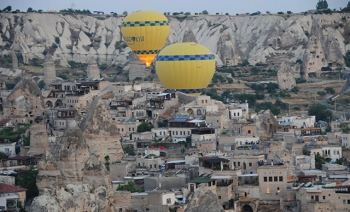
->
[0, 142, 16, 158]
[257, 165, 287, 201]
[48, 108, 79, 130]
[341, 133, 350, 149]
[230, 154, 264, 174]
[191, 127, 216, 148]
[295, 185, 350, 212]
[0, 183, 27, 210]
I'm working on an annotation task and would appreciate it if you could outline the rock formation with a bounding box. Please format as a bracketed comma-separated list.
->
[277, 62, 296, 90]
[185, 186, 224, 212]
[0, 13, 348, 70]
[32, 121, 127, 211]
[86, 56, 100, 80]
[3, 76, 45, 124]
[11, 50, 18, 69]
[43, 54, 56, 85]
[253, 109, 278, 139]
[301, 36, 328, 79]
[79, 97, 124, 163]
[26, 124, 49, 156]
[183, 30, 197, 42]
[128, 51, 151, 81]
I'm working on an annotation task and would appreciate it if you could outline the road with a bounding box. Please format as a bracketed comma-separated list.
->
[318, 72, 350, 105]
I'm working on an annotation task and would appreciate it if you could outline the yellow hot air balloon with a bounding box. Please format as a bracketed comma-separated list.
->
[155, 42, 216, 96]
[121, 10, 170, 67]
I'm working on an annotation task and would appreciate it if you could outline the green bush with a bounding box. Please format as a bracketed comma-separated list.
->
[291, 86, 299, 93]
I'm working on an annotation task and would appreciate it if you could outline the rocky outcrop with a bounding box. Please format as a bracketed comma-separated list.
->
[79, 97, 124, 163]
[86, 56, 100, 80]
[185, 186, 224, 212]
[301, 36, 328, 78]
[253, 109, 278, 139]
[3, 76, 45, 123]
[277, 62, 296, 90]
[36, 123, 91, 191]
[32, 98, 126, 211]
[0, 13, 348, 69]
[11, 50, 18, 69]
[26, 124, 49, 156]
[43, 53, 56, 85]
[30, 184, 130, 212]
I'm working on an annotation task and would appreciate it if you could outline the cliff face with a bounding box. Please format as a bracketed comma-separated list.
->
[0, 13, 349, 72]
[32, 98, 124, 211]
[79, 97, 124, 163]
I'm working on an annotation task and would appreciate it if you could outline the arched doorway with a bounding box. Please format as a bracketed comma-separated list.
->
[55, 99, 63, 107]
[242, 205, 253, 212]
[187, 108, 194, 115]
[45, 101, 53, 108]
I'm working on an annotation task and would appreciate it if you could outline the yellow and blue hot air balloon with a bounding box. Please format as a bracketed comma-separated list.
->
[121, 10, 170, 67]
[155, 42, 216, 96]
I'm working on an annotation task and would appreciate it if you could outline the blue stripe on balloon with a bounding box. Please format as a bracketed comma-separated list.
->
[177, 89, 204, 93]
[155, 54, 215, 61]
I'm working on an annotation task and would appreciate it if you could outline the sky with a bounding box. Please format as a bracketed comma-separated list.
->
[0, 0, 348, 15]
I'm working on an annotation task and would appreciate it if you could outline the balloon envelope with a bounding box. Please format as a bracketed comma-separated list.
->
[155, 42, 216, 96]
[121, 10, 170, 66]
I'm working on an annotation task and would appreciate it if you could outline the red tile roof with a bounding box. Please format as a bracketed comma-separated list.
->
[0, 119, 11, 127]
[0, 183, 27, 193]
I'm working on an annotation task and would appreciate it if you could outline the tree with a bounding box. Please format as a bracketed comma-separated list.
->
[291, 86, 299, 93]
[266, 82, 279, 93]
[137, 122, 154, 133]
[255, 102, 280, 115]
[317, 91, 326, 96]
[316, 0, 328, 10]
[241, 59, 250, 66]
[117, 181, 143, 193]
[324, 87, 335, 94]
[202, 10, 209, 14]
[122, 144, 136, 155]
[315, 153, 327, 169]
[38, 80, 46, 89]
[342, 1, 350, 12]
[344, 50, 350, 67]
[27, 7, 33, 12]
[3, 6, 11, 12]
[15, 167, 39, 199]
[122, 11, 128, 16]
[308, 103, 332, 121]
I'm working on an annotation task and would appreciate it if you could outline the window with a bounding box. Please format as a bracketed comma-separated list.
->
[343, 200, 346, 204]
[279, 176, 283, 181]
[234, 162, 236, 167]
[311, 196, 314, 200]
[323, 196, 325, 200]
[348, 200, 350, 204]
[218, 196, 221, 199]
[274, 176, 278, 182]
[166, 198, 171, 204]
[249, 162, 252, 167]
[150, 165, 152, 168]
[264, 177, 267, 182]
[238, 162, 240, 166]
[269, 177, 272, 182]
